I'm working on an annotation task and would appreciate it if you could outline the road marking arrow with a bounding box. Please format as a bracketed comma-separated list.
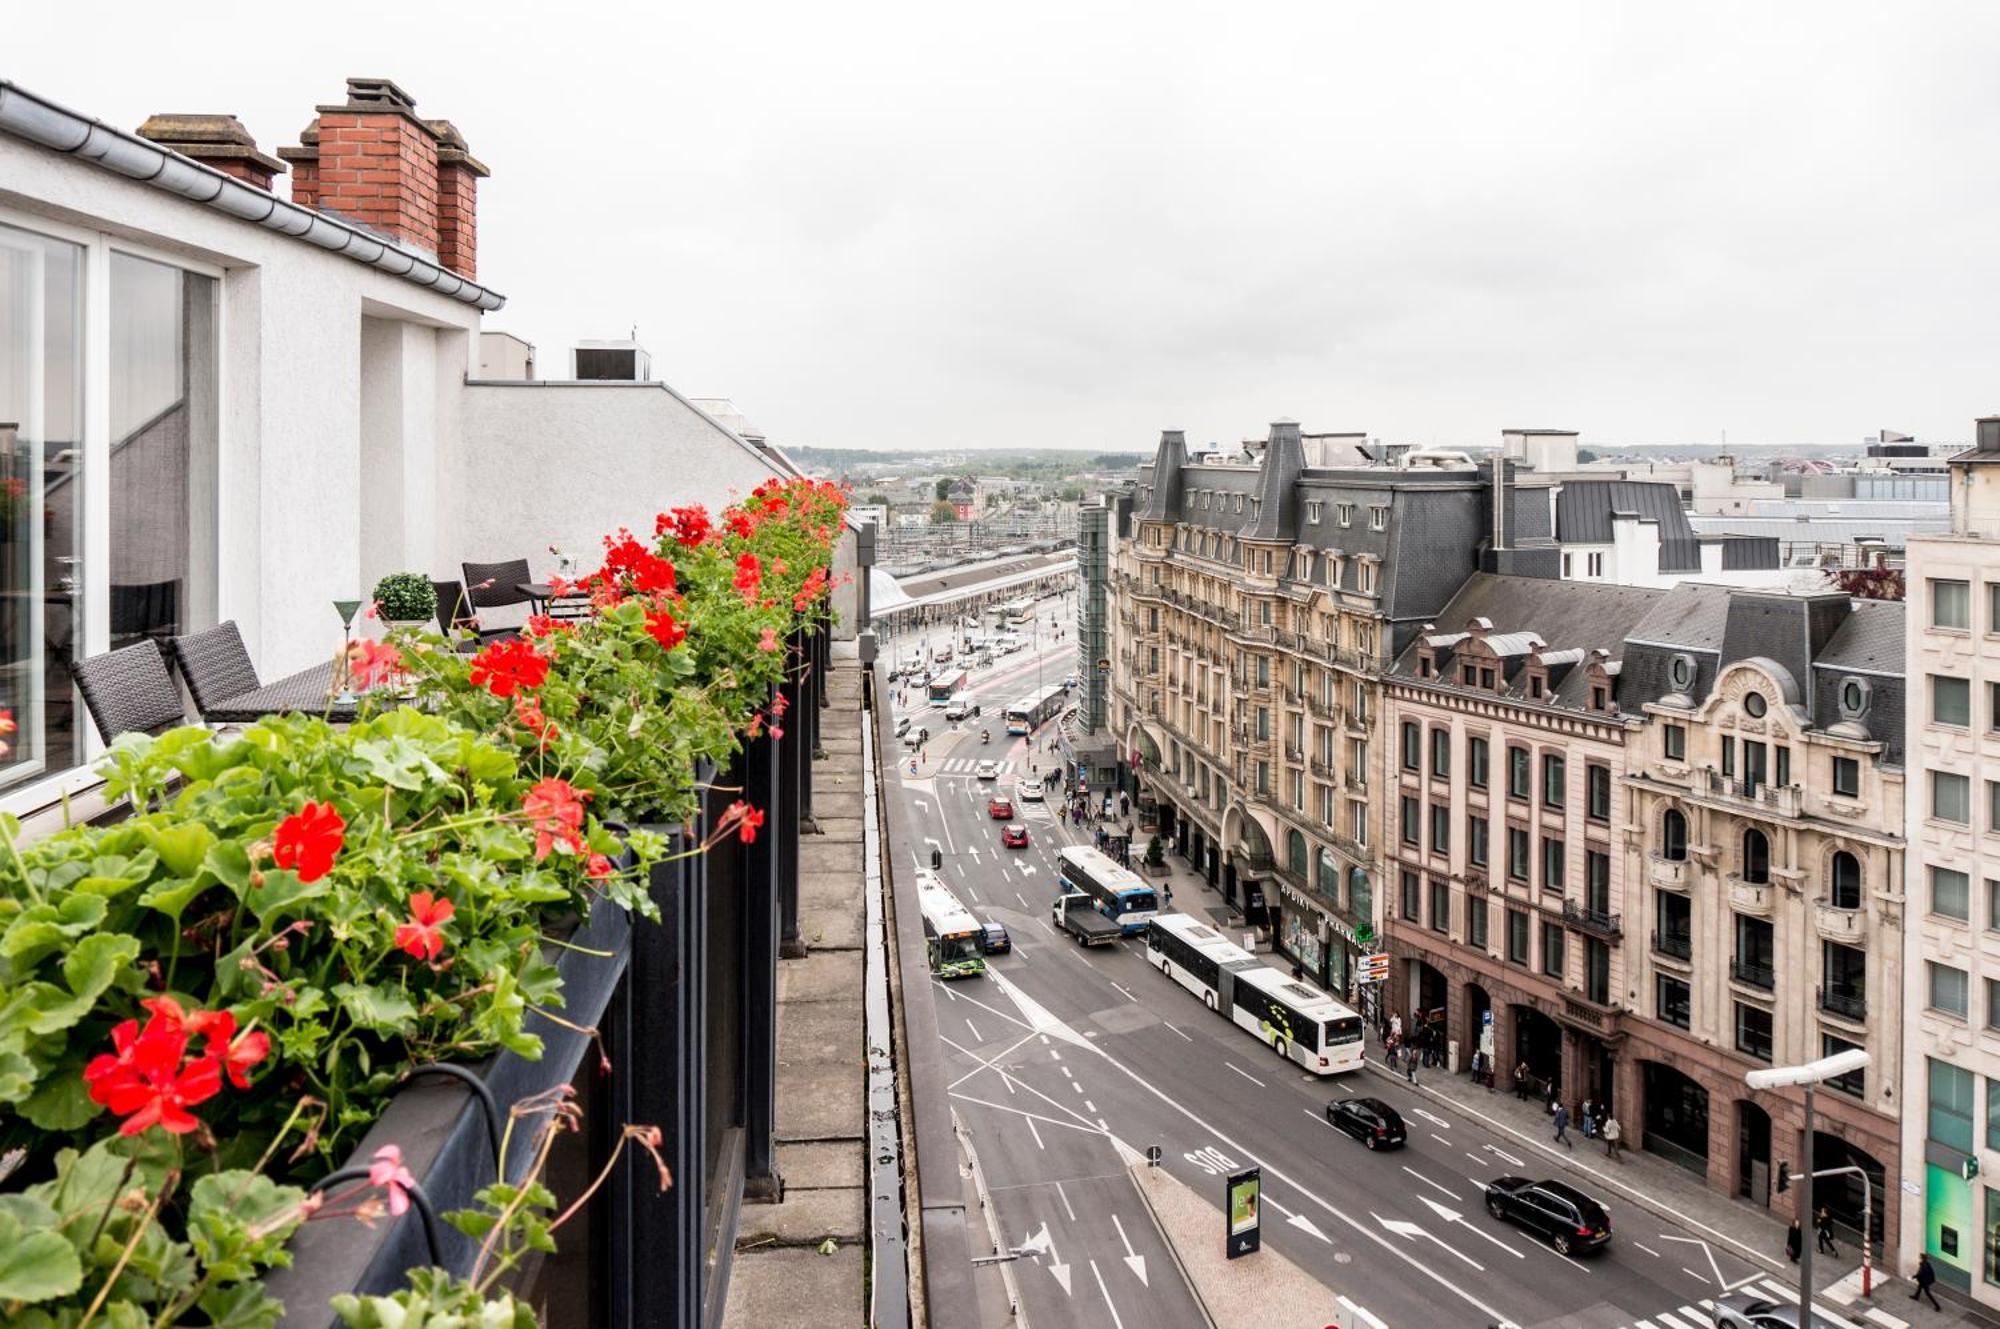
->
[1483, 1142, 1526, 1167]
[1373, 1213, 1485, 1270]
[1020, 1222, 1072, 1295]
[1411, 1107, 1452, 1130]
[1416, 1196, 1524, 1258]
[1110, 1215, 1148, 1285]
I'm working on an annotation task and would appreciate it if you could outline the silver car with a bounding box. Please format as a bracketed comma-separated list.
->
[1709, 1290, 1838, 1329]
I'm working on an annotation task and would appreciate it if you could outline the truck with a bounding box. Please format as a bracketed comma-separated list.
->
[1052, 891, 1123, 948]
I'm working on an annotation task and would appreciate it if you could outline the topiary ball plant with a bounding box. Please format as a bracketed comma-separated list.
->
[372, 571, 438, 625]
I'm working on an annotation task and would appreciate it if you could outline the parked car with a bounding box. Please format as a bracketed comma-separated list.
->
[1710, 1290, 1839, 1329]
[894, 715, 911, 738]
[987, 797, 1014, 819]
[975, 760, 1000, 780]
[1002, 825, 1029, 848]
[978, 922, 1011, 955]
[1482, 1177, 1612, 1256]
[1323, 1097, 1406, 1150]
[902, 725, 928, 749]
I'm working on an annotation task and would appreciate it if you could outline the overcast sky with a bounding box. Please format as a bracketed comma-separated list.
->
[16, 2, 2000, 452]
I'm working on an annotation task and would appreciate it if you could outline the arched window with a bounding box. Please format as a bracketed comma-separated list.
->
[1830, 851, 1862, 910]
[1318, 848, 1340, 906]
[1742, 828, 1770, 884]
[1287, 829, 1308, 878]
[1662, 809, 1688, 862]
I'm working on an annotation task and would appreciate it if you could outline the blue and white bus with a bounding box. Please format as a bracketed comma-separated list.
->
[1145, 913, 1365, 1075]
[1056, 845, 1158, 935]
[1004, 684, 1065, 735]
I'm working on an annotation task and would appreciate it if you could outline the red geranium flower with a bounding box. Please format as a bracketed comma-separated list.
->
[469, 639, 550, 698]
[393, 891, 455, 961]
[758, 627, 779, 653]
[645, 608, 686, 652]
[347, 638, 404, 691]
[658, 504, 714, 547]
[523, 777, 589, 859]
[586, 853, 615, 879]
[273, 801, 346, 884]
[725, 801, 765, 845]
[85, 999, 225, 1136]
[733, 553, 762, 601]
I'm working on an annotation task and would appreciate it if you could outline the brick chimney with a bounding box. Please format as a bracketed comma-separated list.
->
[425, 119, 489, 281]
[276, 119, 321, 208]
[136, 113, 286, 191]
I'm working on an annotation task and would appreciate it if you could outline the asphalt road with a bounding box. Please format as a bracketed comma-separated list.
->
[892, 598, 1870, 1329]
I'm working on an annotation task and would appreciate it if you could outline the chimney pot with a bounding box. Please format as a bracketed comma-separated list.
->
[137, 113, 286, 192]
[1977, 416, 2000, 453]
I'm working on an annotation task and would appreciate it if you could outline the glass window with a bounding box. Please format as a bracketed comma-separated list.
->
[1286, 829, 1307, 877]
[1734, 1003, 1773, 1062]
[1935, 771, 1972, 825]
[1507, 745, 1530, 799]
[1507, 826, 1529, 881]
[1430, 727, 1450, 778]
[1721, 735, 1735, 777]
[1468, 896, 1488, 948]
[1400, 868, 1420, 922]
[1935, 866, 1971, 922]
[1988, 979, 2000, 1033]
[1829, 852, 1862, 910]
[1742, 828, 1770, 884]
[1933, 578, 1972, 630]
[1400, 795, 1419, 845]
[1585, 939, 1610, 1005]
[1468, 735, 1489, 788]
[1935, 675, 1972, 727]
[1823, 941, 1865, 1018]
[1468, 814, 1489, 866]
[1662, 808, 1688, 861]
[1541, 835, 1565, 892]
[1657, 974, 1691, 1028]
[1663, 723, 1686, 760]
[1429, 878, 1449, 934]
[1586, 764, 1610, 821]
[1656, 891, 1692, 954]
[0, 223, 86, 795]
[1930, 1059, 1975, 1151]
[1991, 779, 2000, 832]
[1429, 803, 1450, 855]
[1542, 753, 1566, 808]
[1932, 961, 1971, 1019]
[1348, 868, 1371, 922]
[1832, 756, 1859, 798]
[1541, 922, 1564, 977]
[1734, 913, 1775, 988]
[1822, 1035, 1865, 1097]
[1400, 721, 1420, 770]
[1506, 908, 1529, 965]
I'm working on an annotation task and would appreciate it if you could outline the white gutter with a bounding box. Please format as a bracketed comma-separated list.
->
[0, 80, 505, 312]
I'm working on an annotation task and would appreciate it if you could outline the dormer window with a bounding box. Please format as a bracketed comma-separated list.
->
[1370, 506, 1389, 530]
[1359, 561, 1377, 594]
[1307, 501, 1323, 523]
[1461, 662, 1479, 687]
[1337, 503, 1353, 527]
[1233, 494, 1245, 514]
[1589, 683, 1610, 712]
[1419, 654, 1434, 679]
[1528, 673, 1546, 701]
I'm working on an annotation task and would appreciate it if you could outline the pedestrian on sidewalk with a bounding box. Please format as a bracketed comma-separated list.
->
[1912, 1253, 1942, 1310]
[1785, 1219, 1802, 1264]
[1816, 1206, 1838, 1256]
[1580, 1098, 1597, 1140]
[1515, 1060, 1532, 1102]
[1601, 1115, 1622, 1161]
[1552, 1103, 1573, 1149]
[1404, 1041, 1418, 1085]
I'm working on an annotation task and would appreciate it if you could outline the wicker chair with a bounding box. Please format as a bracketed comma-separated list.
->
[73, 641, 186, 743]
[460, 559, 535, 614]
[172, 622, 261, 720]
[433, 578, 514, 649]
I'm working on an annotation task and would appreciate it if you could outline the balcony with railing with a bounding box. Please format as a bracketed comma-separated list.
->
[1648, 854, 1690, 890]
[1730, 956, 1776, 990]
[1819, 983, 1867, 1022]
[1727, 874, 1775, 916]
[1652, 928, 1692, 961]
[1561, 900, 1622, 940]
[1309, 757, 1334, 780]
[1813, 902, 1866, 944]
[1701, 769, 1804, 819]
[1283, 743, 1305, 764]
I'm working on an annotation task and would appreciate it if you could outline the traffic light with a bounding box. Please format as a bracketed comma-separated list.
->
[1777, 1162, 1790, 1194]
[1965, 1157, 1981, 1182]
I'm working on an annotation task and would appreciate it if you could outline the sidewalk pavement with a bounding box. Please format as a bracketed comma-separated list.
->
[1130, 1162, 1344, 1329]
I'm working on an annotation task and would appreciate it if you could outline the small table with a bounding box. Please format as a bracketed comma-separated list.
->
[517, 583, 594, 620]
[203, 663, 362, 725]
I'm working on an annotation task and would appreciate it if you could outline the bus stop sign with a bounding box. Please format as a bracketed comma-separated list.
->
[1225, 1166, 1261, 1259]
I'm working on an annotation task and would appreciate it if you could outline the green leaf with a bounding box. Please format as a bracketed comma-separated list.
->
[244, 868, 327, 923]
[137, 873, 207, 920]
[74, 850, 160, 898]
[188, 1172, 307, 1282]
[0, 1208, 84, 1302]
[27, 932, 142, 1033]
[197, 1280, 287, 1329]
[139, 821, 218, 879]
[201, 841, 253, 898]
[332, 982, 419, 1033]
[0, 893, 107, 962]
[18, 1068, 98, 1130]
[351, 735, 449, 791]
[0, 1049, 35, 1101]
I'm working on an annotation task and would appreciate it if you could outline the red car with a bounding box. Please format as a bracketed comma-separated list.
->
[987, 797, 1014, 820]
[1002, 825, 1030, 848]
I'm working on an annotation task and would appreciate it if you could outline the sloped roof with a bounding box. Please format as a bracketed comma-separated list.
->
[1813, 599, 1905, 676]
[1557, 481, 1704, 572]
[1624, 582, 1735, 652]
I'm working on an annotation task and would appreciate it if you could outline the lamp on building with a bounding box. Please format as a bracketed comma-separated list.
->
[1745, 1047, 1871, 1315]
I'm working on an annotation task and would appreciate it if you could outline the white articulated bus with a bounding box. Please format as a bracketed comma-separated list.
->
[1145, 913, 1365, 1075]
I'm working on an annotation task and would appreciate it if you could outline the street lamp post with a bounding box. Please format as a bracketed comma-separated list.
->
[1745, 1047, 1870, 1328]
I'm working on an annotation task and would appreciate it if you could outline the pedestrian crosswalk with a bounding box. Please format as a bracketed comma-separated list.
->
[1610, 1275, 1888, 1329]
[937, 757, 1018, 775]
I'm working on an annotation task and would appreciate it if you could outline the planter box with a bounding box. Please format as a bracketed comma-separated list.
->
[263, 891, 634, 1327]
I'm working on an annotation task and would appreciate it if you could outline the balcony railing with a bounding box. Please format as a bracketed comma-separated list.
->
[1310, 757, 1334, 780]
[1283, 743, 1305, 763]
[1702, 769, 1804, 819]
[1814, 902, 1866, 944]
[1727, 875, 1775, 915]
[1562, 901, 1622, 940]
[1344, 769, 1368, 792]
[1652, 928, 1692, 960]
[1649, 854, 1690, 889]
[1731, 956, 1776, 990]
[1561, 996, 1621, 1032]
[1820, 985, 1867, 1021]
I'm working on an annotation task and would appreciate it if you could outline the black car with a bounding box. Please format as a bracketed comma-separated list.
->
[1324, 1096, 1406, 1150]
[1483, 1177, 1612, 1256]
[978, 922, 1011, 955]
